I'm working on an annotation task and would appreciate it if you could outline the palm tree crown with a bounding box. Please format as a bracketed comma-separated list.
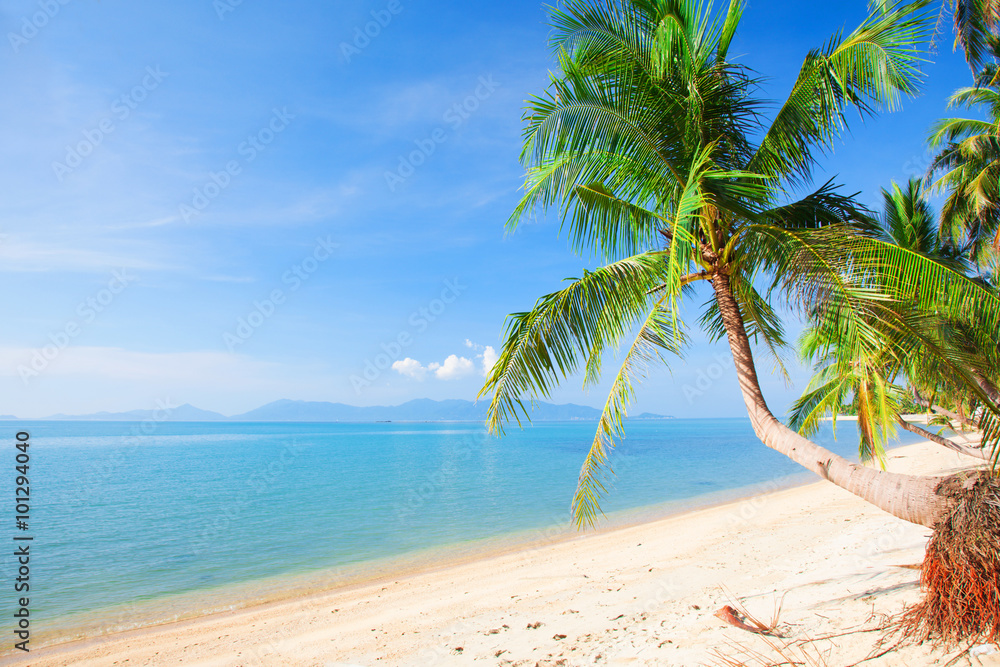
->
[947, 0, 1000, 73]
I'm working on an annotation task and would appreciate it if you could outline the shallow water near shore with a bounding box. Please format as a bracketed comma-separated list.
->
[6, 418, 923, 648]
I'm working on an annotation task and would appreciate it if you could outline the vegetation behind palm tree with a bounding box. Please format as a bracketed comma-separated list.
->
[928, 80, 1000, 265]
[790, 178, 991, 464]
[945, 0, 1000, 73]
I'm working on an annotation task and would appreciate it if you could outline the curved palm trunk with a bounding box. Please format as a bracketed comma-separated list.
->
[974, 373, 1000, 405]
[712, 272, 954, 528]
[895, 416, 986, 460]
[912, 393, 978, 429]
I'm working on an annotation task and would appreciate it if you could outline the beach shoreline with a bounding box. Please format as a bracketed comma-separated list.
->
[9, 439, 988, 666]
[19, 463, 822, 652]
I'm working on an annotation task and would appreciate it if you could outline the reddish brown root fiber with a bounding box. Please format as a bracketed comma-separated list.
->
[901, 471, 1000, 645]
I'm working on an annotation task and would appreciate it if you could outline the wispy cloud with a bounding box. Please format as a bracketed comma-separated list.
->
[0, 346, 282, 383]
[0, 238, 176, 273]
[201, 274, 256, 283]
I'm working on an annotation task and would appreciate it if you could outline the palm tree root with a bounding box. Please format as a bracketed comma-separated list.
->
[900, 471, 1000, 645]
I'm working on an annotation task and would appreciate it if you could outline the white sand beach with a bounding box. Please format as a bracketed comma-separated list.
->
[11, 439, 994, 667]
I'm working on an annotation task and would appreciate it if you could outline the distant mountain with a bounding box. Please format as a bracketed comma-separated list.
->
[230, 398, 671, 422]
[29, 398, 673, 423]
[43, 404, 228, 422]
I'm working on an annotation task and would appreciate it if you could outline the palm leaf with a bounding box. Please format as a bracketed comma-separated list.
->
[480, 253, 671, 434]
[749, 0, 931, 183]
[572, 292, 682, 527]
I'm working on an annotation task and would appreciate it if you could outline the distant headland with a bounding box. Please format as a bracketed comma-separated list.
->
[9, 398, 674, 423]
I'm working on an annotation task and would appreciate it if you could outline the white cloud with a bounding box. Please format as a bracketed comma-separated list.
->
[481, 345, 498, 376]
[433, 354, 475, 380]
[391, 357, 427, 380]
[392, 349, 479, 382]
[465, 340, 499, 376]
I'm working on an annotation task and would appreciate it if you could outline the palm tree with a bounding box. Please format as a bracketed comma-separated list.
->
[926, 89, 1000, 406]
[928, 81, 1000, 264]
[480, 0, 1000, 642]
[946, 0, 1000, 74]
[878, 178, 966, 264]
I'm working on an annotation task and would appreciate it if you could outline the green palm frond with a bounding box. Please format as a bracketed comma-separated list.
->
[947, 0, 1000, 72]
[789, 374, 850, 438]
[715, 0, 744, 63]
[927, 79, 1000, 264]
[572, 292, 683, 527]
[878, 179, 936, 251]
[749, 0, 931, 183]
[928, 118, 996, 147]
[849, 236, 1000, 329]
[480, 252, 672, 434]
[508, 151, 671, 260]
[948, 85, 1000, 113]
[755, 180, 874, 232]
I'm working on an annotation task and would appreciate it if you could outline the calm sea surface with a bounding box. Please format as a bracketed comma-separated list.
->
[3, 418, 922, 645]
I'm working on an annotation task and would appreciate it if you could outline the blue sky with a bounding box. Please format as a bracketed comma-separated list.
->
[0, 0, 979, 418]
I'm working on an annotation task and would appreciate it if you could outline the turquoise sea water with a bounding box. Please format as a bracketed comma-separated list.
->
[3, 418, 922, 646]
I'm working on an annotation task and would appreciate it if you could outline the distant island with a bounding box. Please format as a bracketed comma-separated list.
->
[9, 399, 674, 423]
